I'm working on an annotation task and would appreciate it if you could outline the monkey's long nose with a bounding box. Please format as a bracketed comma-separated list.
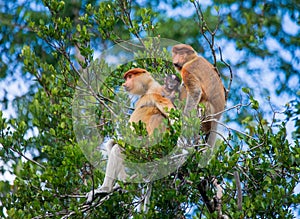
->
[122, 83, 129, 91]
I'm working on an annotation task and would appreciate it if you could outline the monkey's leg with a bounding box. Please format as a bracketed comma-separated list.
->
[206, 121, 218, 148]
[184, 86, 202, 115]
[181, 71, 202, 115]
[101, 144, 125, 190]
[86, 144, 125, 203]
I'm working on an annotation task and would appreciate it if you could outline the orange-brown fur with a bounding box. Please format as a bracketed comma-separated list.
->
[123, 68, 174, 135]
[172, 44, 226, 147]
[86, 68, 174, 205]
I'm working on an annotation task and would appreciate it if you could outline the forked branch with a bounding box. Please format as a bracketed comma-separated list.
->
[192, 0, 233, 101]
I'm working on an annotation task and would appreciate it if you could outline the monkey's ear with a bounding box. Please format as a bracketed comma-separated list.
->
[124, 68, 147, 79]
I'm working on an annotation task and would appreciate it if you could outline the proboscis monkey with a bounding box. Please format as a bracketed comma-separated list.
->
[125, 68, 175, 134]
[86, 68, 174, 205]
[172, 44, 226, 148]
[162, 74, 181, 102]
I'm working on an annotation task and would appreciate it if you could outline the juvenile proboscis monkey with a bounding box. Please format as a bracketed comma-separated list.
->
[172, 44, 226, 148]
[162, 74, 181, 102]
[86, 68, 174, 204]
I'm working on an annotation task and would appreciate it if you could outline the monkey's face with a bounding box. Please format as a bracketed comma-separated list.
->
[172, 51, 186, 71]
[123, 73, 135, 92]
[165, 76, 180, 91]
[172, 44, 196, 71]
[123, 73, 146, 96]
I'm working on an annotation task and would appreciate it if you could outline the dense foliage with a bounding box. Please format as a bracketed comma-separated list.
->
[0, 0, 299, 218]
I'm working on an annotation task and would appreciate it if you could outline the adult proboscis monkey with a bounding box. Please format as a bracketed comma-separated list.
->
[86, 68, 174, 209]
[172, 44, 226, 148]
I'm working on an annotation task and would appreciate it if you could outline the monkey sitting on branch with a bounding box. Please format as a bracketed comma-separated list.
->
[86, 68, 174, 205]
[172, 44, 226, 148]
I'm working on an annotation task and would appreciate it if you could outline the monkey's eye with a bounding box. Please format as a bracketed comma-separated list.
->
[127, 74, 132, 79]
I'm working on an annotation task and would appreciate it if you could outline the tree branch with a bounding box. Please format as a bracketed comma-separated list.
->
[9, 145, 45, 169]
[32, 186, 123, 219]
[218, 46, 233, 101]
[192, 0, 233, 104]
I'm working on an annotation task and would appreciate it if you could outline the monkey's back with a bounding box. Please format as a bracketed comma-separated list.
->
[184, 56, 226, 115]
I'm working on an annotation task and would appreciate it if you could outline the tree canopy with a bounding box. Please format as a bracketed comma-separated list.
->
[0, 0, 299, 218]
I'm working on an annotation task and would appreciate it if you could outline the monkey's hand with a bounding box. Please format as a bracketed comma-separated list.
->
[170, 91, 176, 97]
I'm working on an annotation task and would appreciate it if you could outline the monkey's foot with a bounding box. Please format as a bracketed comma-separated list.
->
[85, 187, 111, 204]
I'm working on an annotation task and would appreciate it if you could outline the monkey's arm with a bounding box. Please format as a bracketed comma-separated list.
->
[181, 68, 203, 115]
[184, 87, 202, 115]
[152, 94, 174, 118]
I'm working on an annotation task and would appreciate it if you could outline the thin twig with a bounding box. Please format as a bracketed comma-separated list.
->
[218, 46, 233, 101]
[117, 0, 145, 48]
[209, 118, 258, 141]
[204, 102, 251, 119]
[9, 146, 45, 169]
[192, 0, 234, 103]
[46, 38, 118, 117]
[192, 1, 218, 69]
[32, 186, 121, 219]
